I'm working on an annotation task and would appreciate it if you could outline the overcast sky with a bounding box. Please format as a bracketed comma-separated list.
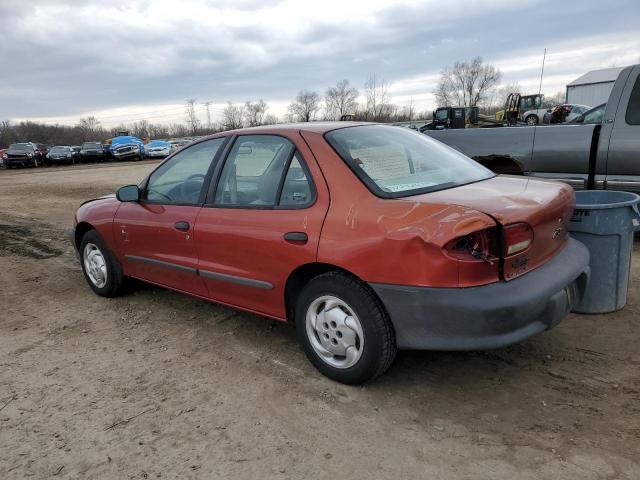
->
[1, 0, 639, 126]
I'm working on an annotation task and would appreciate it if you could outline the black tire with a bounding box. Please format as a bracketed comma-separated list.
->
[525, 115, 538, 126]
[295, 271, 396, 384]
[79, 229, 127, 297]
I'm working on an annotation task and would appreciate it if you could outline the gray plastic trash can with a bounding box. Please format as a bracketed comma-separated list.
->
[568, 190, 640, 313]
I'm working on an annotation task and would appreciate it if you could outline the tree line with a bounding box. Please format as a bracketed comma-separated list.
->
[1, 57, 565, 148]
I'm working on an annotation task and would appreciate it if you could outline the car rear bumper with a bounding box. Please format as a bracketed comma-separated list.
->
[370, 238, 590, 350]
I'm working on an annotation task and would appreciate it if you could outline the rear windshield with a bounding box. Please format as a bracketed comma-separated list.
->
[325, 125, 493, 197]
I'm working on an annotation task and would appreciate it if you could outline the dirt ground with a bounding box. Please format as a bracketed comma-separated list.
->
[0, 162, 638, 480]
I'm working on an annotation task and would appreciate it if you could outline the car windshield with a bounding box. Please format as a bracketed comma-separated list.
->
[82, 142, 101, 148]
[50, 147, 69, 153]
[149, 141, 169, 147]
[325, 125, 494, 197]
[9, 143, 31, 151]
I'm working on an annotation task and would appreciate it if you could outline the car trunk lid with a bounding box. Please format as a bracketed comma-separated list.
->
[414, 175, 575, 281]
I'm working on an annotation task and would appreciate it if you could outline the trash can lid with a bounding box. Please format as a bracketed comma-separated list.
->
[574, 190, 640, 210]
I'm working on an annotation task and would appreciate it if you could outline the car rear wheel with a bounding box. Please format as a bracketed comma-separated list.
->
[525, 115, 538, 126]
[80, 230, 126, 297]
[296, 272, 396, 384]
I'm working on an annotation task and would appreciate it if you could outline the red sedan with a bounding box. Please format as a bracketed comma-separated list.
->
[71, 123, 590, 384]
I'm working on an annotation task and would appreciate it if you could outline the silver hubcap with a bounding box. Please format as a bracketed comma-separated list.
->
[83, 243, 107, 288]
[305, 295, 364, 369]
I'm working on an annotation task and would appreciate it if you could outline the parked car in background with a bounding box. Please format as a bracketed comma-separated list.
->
[35, 144, 49, 161]
[2, 143, 42, 168]
[145, 140, 171, 158]
[71, 122, 590, 384]
[522, 107, 550, 125]
[570, 103, 606, 124]
[71, 146, 82, 160]
[168, 138, 190, 152]
[110, 135, 144, 161]
[102, 144, 112, 161]
[544, 104, 591, 124]
[46, 146, 75, 165]
[80, 142, 105, 162]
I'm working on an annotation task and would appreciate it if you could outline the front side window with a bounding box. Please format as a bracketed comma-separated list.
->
[144, 137, 225, 204]
[214, 135, 294, 207]
[582, 104, 605, 124]
[326, 125, 493, 198]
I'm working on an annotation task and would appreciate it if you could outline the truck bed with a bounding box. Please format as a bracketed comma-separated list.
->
[425, 124, 597, 188]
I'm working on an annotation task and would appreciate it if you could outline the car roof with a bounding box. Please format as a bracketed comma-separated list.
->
[212, 121, 372, 137]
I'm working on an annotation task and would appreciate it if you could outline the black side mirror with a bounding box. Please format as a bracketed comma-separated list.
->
[116, 185, 140, 202]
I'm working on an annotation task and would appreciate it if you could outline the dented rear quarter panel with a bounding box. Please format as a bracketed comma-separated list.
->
[302, 130, 500, 288]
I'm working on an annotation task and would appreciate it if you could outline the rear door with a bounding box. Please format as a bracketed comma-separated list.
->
[114, 137, 227, 296]
[603, 66, 640, 194]
[194, 133, 330, 319]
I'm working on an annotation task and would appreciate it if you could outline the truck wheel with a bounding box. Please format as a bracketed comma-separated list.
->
[79, 230, 127, 297]
[295, 272, 396, 384]
[525, 115, 538, 126]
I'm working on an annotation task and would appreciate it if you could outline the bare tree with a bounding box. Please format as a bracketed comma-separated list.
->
[543, 91, 565, 108]
[435, 57, 501, 107]
[78, 116, 101, 131]
[364, 74, 391, 121]
[325, 80, 359, 120]
[185, 99, 200, 134]
[288, 90, 321, 122]
[262, 113, 279, 125]
[243, 99, 268, 127]
[221, 102, 244, 130]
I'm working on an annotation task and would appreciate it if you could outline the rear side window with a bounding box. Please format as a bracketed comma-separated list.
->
[326, 125, 493, 198]
[215, 135, 294, 207]
[626, 75, 640, 125]
[278, 153, 313, 207]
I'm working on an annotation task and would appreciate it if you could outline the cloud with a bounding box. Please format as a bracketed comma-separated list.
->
[1, 0, 638, 124]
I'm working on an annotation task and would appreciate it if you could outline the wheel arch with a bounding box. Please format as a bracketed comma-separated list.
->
[74, 221, 95, 250]
[284, 262, 386, 324]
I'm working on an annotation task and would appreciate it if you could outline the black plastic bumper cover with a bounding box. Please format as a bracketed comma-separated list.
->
[370, 238, 590, 350]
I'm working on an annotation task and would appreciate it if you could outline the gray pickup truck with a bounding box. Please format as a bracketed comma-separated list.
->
[425, 64, 640, 194]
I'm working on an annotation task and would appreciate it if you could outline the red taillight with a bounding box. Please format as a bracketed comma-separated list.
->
[444, 227, 500, 263]
[503, 222, 533, 256]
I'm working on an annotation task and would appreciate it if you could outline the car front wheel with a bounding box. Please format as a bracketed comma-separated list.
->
[525, 115, 538, 125]
[80, 230, 126, 297]
[296, 272, 396, 384]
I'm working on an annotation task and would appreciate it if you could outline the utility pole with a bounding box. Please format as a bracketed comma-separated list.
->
[203, 101, 212, 130]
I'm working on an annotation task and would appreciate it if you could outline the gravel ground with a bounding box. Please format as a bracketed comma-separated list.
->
[0, 162, 638, 479]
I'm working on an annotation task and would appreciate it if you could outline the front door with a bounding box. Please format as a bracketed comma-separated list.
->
[604, 67, 640, 194]
[114, 137, 227, 296]
[194, 133, 330, 319]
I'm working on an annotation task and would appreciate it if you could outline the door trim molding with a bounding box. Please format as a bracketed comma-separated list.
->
[124, 254, 273, 289]
[125, 254, 198, 274]
[199, 269, 273, 290]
